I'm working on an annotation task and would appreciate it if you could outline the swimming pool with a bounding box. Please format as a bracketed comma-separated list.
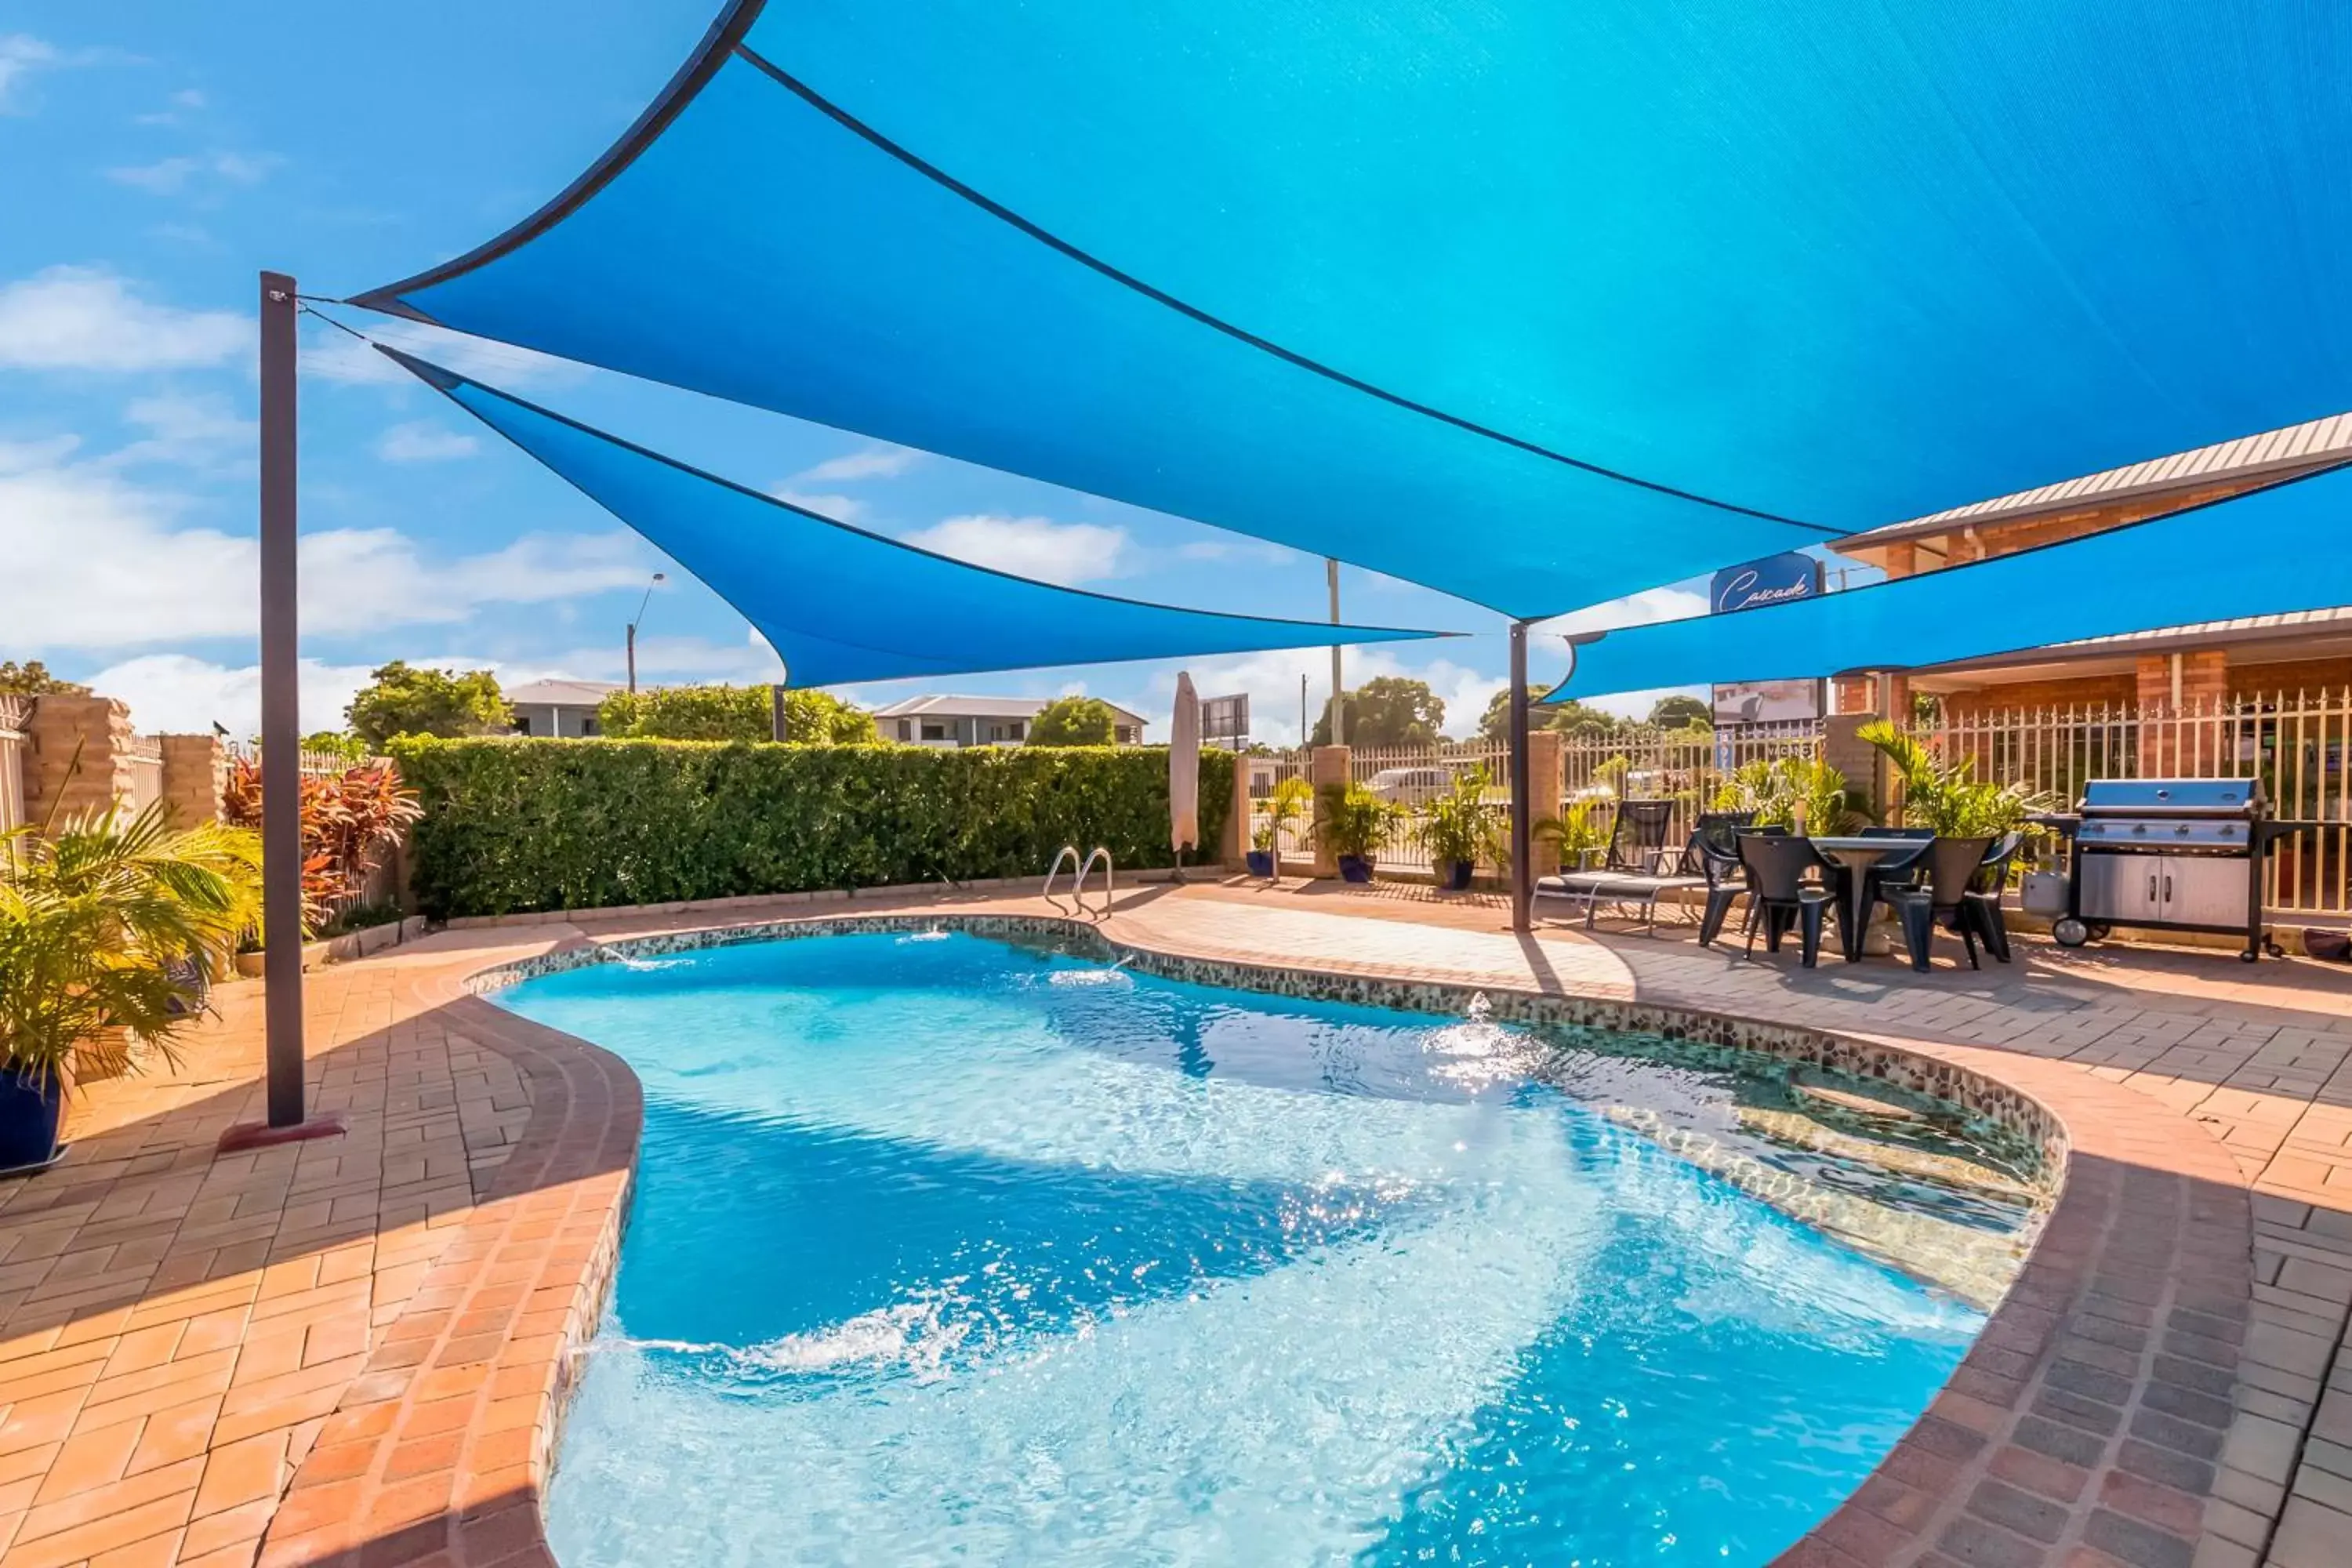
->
[499, 927, 2009, 1566]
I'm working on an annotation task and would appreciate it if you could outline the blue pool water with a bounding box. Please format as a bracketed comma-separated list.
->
[499, 931, 1987, 1566]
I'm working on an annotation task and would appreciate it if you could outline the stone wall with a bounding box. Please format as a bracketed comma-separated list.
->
[23, 695, 136, 826]
[157, 734, 228, 826]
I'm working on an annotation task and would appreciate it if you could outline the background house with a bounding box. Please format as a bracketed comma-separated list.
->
[504, 678, 622, 738]
[1831, 412, 2352, 719]
[872, 695, 1148, 747]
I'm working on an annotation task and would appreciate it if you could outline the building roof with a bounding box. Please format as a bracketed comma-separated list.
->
[1909, 606, 2352, 688]
[1834, 411, 2352, 551]
[503, 678, 624, 708]
[870, 693, 1148, 726]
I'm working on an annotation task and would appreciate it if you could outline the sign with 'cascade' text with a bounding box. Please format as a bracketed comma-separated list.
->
[1709, 551, 1823, 615]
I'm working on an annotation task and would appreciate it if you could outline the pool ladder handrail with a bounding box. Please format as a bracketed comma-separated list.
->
[1044, 844, 1115, 917]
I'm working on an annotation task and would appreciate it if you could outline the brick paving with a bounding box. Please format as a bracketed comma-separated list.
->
[0, 879, 2346, 1566]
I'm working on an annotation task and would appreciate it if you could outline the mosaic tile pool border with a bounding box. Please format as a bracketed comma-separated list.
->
[467, 910, 2067, 1191]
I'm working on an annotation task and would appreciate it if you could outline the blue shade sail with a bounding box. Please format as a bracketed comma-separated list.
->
[385, 350, 1446, 688]
[1543, 467, 2352, 699]
[350, 1, 2352, 618]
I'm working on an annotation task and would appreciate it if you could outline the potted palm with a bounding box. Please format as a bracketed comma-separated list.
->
[1247, 776, 1311, 879]
[1857, 724, 2047, 837]
[1313, 781, 1403, 883]
[0, 805, 261, 1173]
[1417, 768, 1504, 891]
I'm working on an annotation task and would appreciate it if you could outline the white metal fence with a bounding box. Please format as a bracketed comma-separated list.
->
[1243, 692, 2349, 921]
[125, 734, 165, 815]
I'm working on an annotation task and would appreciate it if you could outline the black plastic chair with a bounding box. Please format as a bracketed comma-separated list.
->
[1736, 832, 1833, 967]
[1848, 826, 1933, 945]
[1693, 811, 1757, 946]
[1883, 835, 1995, 971]
[1967, 833, 2024, 964]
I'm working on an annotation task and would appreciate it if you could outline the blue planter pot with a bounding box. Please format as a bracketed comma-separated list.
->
[1338, 855, 1375, 884]
[1245, 850, 1276, 879]
[1439, 859, 1476, 891]
[0, 1065, 65, 1174]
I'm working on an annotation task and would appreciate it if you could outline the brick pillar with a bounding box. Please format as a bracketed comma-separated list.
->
[1219, 750, 1250, 869]
[1308, 745, 1351, 877]
[24, 695, 136, 828]
[1824, 713, 1891, 824]
[157, 734, 227, 826]
[1523, 728, 1564, 878]
[2136, 650, 2229, 774]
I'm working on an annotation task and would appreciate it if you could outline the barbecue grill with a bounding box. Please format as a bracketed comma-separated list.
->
[2041, 779, 2317, 961]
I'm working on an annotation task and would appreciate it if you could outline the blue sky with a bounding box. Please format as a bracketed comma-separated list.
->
[2, 2, 1854, 742]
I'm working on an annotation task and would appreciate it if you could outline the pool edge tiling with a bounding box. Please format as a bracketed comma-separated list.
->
[0, 887, 2281, 1568]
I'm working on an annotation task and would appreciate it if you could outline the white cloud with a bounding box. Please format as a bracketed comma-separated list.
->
[376, 420, 480, 463]
[103, 391, 254, 470]
[133, 87, 205, 125]
[794, 445, 918, 483]
[0, 34, 56, 112]
[0, 267, 247, 372]
[1541, 583, 1709, 636]
[105, 151, 274, 195]
[1174, 536, 1300, 565]
[902, 514, 1129, 586]
[299, 316, 583, 390]
[768, 488, 866, 522]
[0, 440, 660, 650]
[84, 653, 383, 738]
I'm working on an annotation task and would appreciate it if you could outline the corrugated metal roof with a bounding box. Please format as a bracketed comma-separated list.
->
[503, 678, 624, 706]
[1835, 411, 2352, 550]
[869, 693, 1148, 724]
[1913, 605, 2352, 677]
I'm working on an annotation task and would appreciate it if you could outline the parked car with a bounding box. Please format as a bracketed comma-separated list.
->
[1367, 767, 1454, 806]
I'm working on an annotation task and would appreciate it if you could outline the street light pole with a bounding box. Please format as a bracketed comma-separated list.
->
[626, 572, 666, 694]
[219, 271, 345, 1152]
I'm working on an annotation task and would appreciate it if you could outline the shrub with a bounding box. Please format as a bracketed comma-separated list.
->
[388, 737, 1233, 918]
[595, 684, 878, 744]
[1414, 767, 1505, 869]
[347, 661, 510, 749]
[1310, 781, 1405, 861]
[1025, 697, 1117, 747]
[223, 757, 422, 935]
[1857, 723, 2049, 837]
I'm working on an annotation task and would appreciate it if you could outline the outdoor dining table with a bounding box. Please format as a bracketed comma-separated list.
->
[1807, 835, 1929, 962]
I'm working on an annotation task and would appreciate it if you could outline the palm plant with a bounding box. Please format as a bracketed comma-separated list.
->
[1252, 776, 1312, 852]
[1, 805, 263, 1091]
[1532, 797, 1610, 868]
[1857, 722, 2049, 837]
[1710, 756, 1869, 833]
[1415, 767, 1506, 875]
[1310, 782, 1406, 861]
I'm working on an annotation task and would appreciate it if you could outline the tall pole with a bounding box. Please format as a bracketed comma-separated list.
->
[626, 624, 637, 694]
[220, 274, 344, 1151]
[1509, 620, 1534, 933]
[1326, 557, 1345, 746]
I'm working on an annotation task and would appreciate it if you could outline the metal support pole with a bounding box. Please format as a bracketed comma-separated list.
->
[258, 273, 305, 1128]
[626, 624, 637, 694]
[221, 272, 343, 1152]
[1326, 557, 1345, 746]
[1509, 620, 1534, 933]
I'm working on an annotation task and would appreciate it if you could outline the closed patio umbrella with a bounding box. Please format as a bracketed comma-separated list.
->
[1169, 673, 1200, 867]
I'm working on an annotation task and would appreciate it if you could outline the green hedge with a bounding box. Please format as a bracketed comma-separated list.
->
[388, 737, 1233, 919]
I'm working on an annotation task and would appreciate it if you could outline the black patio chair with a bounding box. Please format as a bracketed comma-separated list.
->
[1966, 832, 2024, 964]
[1614, 800, 1680, 873]
[1882, 835, 1996, 971]
[1845, 826, 1934, 944]
[1736, 831, 1833, 968]
[1693, 811, 1757, 947]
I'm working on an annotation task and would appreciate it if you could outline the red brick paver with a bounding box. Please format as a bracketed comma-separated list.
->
[0, 879, 2347, 1566]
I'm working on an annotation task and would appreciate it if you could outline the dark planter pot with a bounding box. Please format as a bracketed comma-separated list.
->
[1245, 849, 1277, 879]
[1338, 855, 1375, 884]
[1439, 859, 1476, 891]
[0, 1065, 66, 1175]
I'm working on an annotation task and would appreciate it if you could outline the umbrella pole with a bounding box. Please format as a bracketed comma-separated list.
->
[1509, 620, 1534, 933]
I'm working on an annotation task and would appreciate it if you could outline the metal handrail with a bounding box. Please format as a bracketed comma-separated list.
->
[1044, 844, 1114, 917]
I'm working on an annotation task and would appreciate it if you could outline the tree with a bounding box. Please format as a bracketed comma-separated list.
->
[345, 662, 510, 750]
[594, 684, 878, 744]
[1646, 695, 1714, 731]
[1312, 676, 1442, 746]
[0, 661, 89, 697]
[1476, 687, 1626, 743]
[1025, 696, 1117, 746]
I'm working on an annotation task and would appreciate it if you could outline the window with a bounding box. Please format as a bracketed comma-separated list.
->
[581, 717, 600, 736]
[1009, 720, 1025, 741]
[921, 723, 948, 741]
[513, 715, 532, 736]
[898, 720, 913, 740]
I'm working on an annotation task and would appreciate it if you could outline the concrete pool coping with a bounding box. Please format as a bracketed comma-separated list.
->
[2, 882, 2328, 1566]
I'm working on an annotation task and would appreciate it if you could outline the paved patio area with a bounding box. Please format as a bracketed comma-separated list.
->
[0, 878, 2347, 1567]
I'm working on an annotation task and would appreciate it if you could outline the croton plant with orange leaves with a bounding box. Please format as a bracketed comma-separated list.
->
[222, 757, 423, 935]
